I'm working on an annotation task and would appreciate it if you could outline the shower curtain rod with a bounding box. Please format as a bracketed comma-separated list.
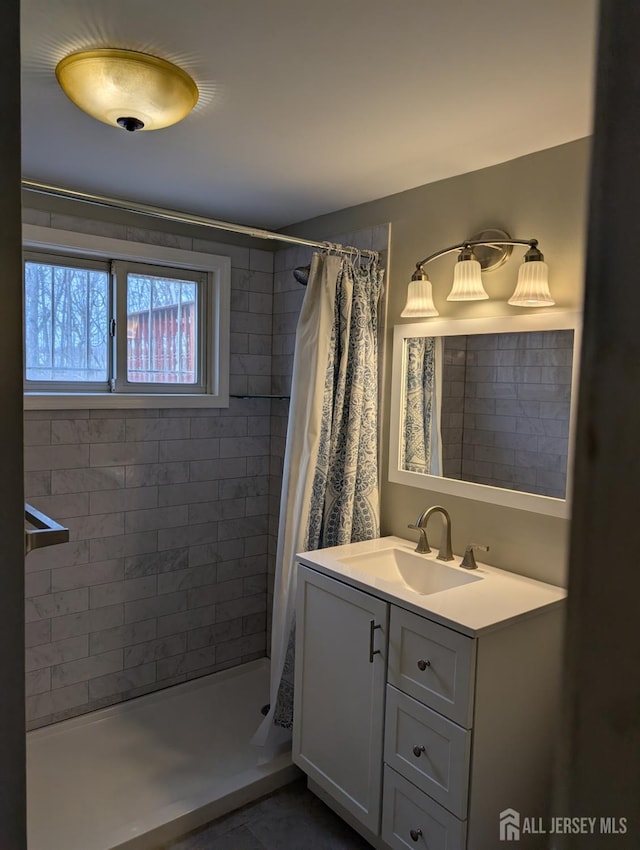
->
[21, 180, 378, 259]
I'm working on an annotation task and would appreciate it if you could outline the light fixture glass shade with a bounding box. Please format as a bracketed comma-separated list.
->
[508, 259, 554, 306]
[55, 49, 199, 131]
[446, 258, 488, 301]
[401, 278, 439, 317]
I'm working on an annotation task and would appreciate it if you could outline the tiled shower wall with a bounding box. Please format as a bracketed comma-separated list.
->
[22, 205, 388, 729]
[23, 205, 274, 729]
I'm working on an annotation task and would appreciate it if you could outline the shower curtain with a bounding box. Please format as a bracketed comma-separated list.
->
[402, 336, 443, 475]
[255, 250, 383, 743]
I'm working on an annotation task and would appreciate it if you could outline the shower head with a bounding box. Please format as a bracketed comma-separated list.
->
[293, 265, 310, 286]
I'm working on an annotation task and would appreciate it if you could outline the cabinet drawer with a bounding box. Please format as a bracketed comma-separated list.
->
[382, 765, 466, 850]
[388, 607, 476, 728]
[384, 685, 470, 818]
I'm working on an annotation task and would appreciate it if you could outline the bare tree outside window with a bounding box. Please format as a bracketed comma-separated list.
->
[24, 261, 108, 382]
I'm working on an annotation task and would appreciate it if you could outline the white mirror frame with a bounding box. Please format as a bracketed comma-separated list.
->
[388, 311, 582, 518]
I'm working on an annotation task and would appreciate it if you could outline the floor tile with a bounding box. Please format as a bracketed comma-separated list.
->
[161, 779, 372, 849]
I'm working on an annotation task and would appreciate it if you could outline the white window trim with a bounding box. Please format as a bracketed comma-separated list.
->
[23, 225, 230, 410]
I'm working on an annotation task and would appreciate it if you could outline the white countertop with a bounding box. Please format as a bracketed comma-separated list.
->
[297, 536, 566, 637]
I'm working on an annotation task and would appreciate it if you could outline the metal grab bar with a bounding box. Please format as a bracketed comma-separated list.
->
[24, 503, 69, 555]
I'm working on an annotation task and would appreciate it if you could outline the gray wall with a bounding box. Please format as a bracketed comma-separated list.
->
[23, 202, 273, 728]
[282, 139, 590, 586]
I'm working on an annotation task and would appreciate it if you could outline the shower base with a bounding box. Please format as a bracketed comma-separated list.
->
[27, 658, 297, 850]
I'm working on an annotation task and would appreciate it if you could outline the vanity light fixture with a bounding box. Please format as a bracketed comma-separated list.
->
[402, 228, 554, 317]
[55, 49, 199, 132]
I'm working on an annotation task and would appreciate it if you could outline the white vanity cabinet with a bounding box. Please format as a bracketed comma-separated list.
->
[292, 566, 389, 834]
[293, 547, 565, 850]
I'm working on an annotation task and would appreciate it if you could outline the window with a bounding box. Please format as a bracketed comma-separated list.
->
[23, 227, 230, 409]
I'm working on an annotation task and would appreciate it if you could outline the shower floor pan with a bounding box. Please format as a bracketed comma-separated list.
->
[27, 658, 297, 850]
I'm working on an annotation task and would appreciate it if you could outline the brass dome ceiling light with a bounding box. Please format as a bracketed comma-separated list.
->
[55, 49, 199, 132]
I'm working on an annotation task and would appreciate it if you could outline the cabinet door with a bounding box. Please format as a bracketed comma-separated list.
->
[293, 565, 388, 834]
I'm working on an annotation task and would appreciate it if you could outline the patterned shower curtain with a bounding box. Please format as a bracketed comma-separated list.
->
[402, 336, 443, 475]
[255, 250, 383, 742]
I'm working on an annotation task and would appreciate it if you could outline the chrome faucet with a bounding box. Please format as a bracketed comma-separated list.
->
[408, 505, 454, 561]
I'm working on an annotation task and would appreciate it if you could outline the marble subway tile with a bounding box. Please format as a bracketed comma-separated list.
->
[51, 467, 125, 494]
[125, 462, 190, 488]
[26, 668, 51, 697]
[188, 458, 246, 482]
[89, 486, 158, 514]
[126, 418, 190, 442]
[27, 681, 89, 722]
[89, 576, 157, 609]
[66, 512, 124, 541]
[25, 471, 51, 498]
[25, 571, 51, 599]
[187, 578, 243, 610]
[125, 547, 189, 578]
[50, 212, 127, 239]
[125, 505, 188, 534]
[157, 521, 218, 551]
[89, 531, 157, 562]
[25, 620, 51, 648]
[25, 588, 89, 623]
[157, 564, 217, 595]
[126, 226, 192, 251]
[51, 605, 124, 641]
[29, 492, 90, 519]
[25, 444, 90, 471]
[26, 635, 89, 672]
[215, 593, 266, 623]
[90, 619, 157, 654]
[51, 419, 125, 444]
[90, 441, 159, 467]
[219, 435, 269, 458]
[188, 498, 245, 525]
[189, 416, 248, 438]
[249, 248, 274, 273]
[24, 420, 51, 446]
[123, 634, 186, 668]
[187, 618, 242, 650]
[88, 662, 156, 701]
[158, 438, 220, 463]
[192, 237, 250, 270]
[124, 591, 187, 624]
[51, 559, 124, 592]
[51, 649, 123, 689]
[156, 605, 217, 638]
[188, 538, 244, 568]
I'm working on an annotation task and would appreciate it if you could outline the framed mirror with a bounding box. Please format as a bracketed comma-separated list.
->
[388, 311, 581, 518]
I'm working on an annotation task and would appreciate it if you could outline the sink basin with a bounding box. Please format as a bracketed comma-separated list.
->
[337, 547, 483, 595]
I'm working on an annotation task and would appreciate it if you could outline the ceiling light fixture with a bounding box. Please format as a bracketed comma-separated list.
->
[55, 49, 199, 132]
[402, 228, 554, 317]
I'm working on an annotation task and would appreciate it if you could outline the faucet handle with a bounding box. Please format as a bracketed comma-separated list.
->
[460, 544, 489, 570]
[408, 523, 431, 554]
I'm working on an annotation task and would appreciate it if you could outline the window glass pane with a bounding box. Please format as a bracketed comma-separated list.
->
[24, 261, 109, 382]
[127, 273, 198, 384]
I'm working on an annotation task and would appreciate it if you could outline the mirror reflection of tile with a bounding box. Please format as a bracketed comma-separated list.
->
[437, 330, 572, 499]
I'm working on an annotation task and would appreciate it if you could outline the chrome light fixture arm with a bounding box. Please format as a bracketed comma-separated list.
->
[414, 238, 539, 275]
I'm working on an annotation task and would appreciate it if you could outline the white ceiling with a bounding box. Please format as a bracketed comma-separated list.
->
[21, 0, 598, 229]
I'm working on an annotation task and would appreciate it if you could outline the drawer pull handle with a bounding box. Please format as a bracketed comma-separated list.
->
[369, 620, 382, 663]
[410, 828, 423, 842]
[417, 658, 431, 671]
[412, 744, 426, 758]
